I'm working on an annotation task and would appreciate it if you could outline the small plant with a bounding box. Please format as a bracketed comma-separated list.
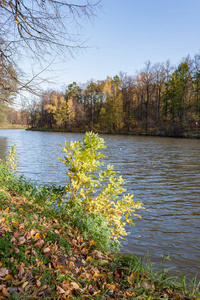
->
[6, 145, 19, 173]
[59, 131, 144, 244]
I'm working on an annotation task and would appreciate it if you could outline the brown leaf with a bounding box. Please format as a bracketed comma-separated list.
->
[44, 251, 52, 258]
[113, 268, 123, 279]
[52, 261, 57, 269]
[0, 217, 5, 223]
[11, 236, 16, 243]
[68, 261, 75, 268]
[34, 239, 45, 247]
[36, 280, 41, 287]
[29, 229, 36, 237]
[40, 285, 48, 291]
[14, 231, 20, 238]
[57, 285, 66, 295]
[7, 287, 18, 294]
[43, 247, 50, 253]
[2, 287, 11, 298]
[0, 284, 6, 291]
[22, 281, 29, 290]
[18, 237, 26, 245]
[0, 268, 8, 277]
[61, 281, 71, 291]
[71, 282, 79, 290]
[18, 265, 25, 278]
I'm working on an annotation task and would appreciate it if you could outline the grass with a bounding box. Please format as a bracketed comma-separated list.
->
[0, 122, 28, 129]
[0, 161, 199, 299]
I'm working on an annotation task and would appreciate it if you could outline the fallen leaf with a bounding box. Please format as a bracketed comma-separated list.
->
[35, 239, 45, 247]
[33, 232, 41, 239]
[36, 280, 41, 287]
[18, 237, 26, 245]
[18, 265, 25, 278]
[4, 274, 13, 280]
[11, 236, 16, 243]
[0, 217, 5, 223]
[14, 231, 20, 238]
[86, 256, 93, 263]
[71, 282, 79, 289]
[106, 283, 115, 290]
[22, 281, 29, 289]
[89, 240, 95, 247]
[43, 247, 50, 253]
[0, 284, 6, 291]
[0, 268, 8, 277]
[68, 261, 75, 268]
[61, 281, 71, 291]
[57, 285, 66, 295]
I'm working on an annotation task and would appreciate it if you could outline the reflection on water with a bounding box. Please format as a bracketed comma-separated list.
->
[0, 129, 199, 279]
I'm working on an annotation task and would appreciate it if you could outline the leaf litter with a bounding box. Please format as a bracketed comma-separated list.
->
[0, 188, 198, 299]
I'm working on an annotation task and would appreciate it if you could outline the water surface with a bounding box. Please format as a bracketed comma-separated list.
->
[0, 129, 199, 278]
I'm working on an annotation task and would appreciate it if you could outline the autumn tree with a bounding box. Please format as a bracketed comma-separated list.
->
[192, 54, 200, 118]
[163, 62, 191, 135]
[45, 92, 68, 129]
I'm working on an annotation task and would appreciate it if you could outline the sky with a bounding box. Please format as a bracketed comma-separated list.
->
[23, 0, 200, 93]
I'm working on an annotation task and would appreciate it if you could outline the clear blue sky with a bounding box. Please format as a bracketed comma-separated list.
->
[28, 0, 200, 90]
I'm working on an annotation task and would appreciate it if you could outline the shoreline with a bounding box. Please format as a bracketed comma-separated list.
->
[0, 160, 199, 299]
[1, 124, 200, 139]
[26, 127, 200, 139]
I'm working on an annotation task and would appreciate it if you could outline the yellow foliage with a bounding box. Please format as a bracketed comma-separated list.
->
[60, 132, 144, 241]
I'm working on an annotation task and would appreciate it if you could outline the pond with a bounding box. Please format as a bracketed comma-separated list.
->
[0, 129, 199, 279]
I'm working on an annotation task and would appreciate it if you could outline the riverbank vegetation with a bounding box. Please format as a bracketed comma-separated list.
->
[11, 53, 200, 138]
[1, 52, 200, 138]
[0, 136, 199, 299]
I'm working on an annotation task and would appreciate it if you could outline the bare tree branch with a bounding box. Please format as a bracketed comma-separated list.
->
[0, 0, 100, 102]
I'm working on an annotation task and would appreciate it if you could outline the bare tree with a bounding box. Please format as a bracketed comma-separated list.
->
[0, 0, 100, 100]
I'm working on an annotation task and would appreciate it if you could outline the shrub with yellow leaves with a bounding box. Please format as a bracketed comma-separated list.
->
[6, 145, 19, 173]
[59, 132, 144, 243]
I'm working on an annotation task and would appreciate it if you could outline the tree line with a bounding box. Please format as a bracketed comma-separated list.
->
[24, 53, 200, 136]
[1, 52, 200, 136]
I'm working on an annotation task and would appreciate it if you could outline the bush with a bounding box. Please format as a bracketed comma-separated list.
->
[59, 131, 144, 244]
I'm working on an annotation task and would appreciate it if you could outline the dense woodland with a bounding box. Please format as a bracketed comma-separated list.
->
[1, 53, 200, 136]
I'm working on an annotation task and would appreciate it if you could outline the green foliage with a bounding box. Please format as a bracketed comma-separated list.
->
[6, 145, 19, 172]
[59, 131, 144, 242]
[65, 198, 112, 251]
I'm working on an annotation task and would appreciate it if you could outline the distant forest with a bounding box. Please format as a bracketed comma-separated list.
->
[2, 53, 200, 137]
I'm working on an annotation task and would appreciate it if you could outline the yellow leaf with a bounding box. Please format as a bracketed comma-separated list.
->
[89, 240, 95, 247]
[106, 284, 115, 290]
[5, 207, 9, 212]
[86, 256, 93, 263]
[5, 274, 13, 280]
[33, 233, 41, 240]
[13, 221, 19, 226]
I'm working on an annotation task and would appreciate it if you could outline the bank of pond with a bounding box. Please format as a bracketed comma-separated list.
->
[0, 158, 199, 299]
